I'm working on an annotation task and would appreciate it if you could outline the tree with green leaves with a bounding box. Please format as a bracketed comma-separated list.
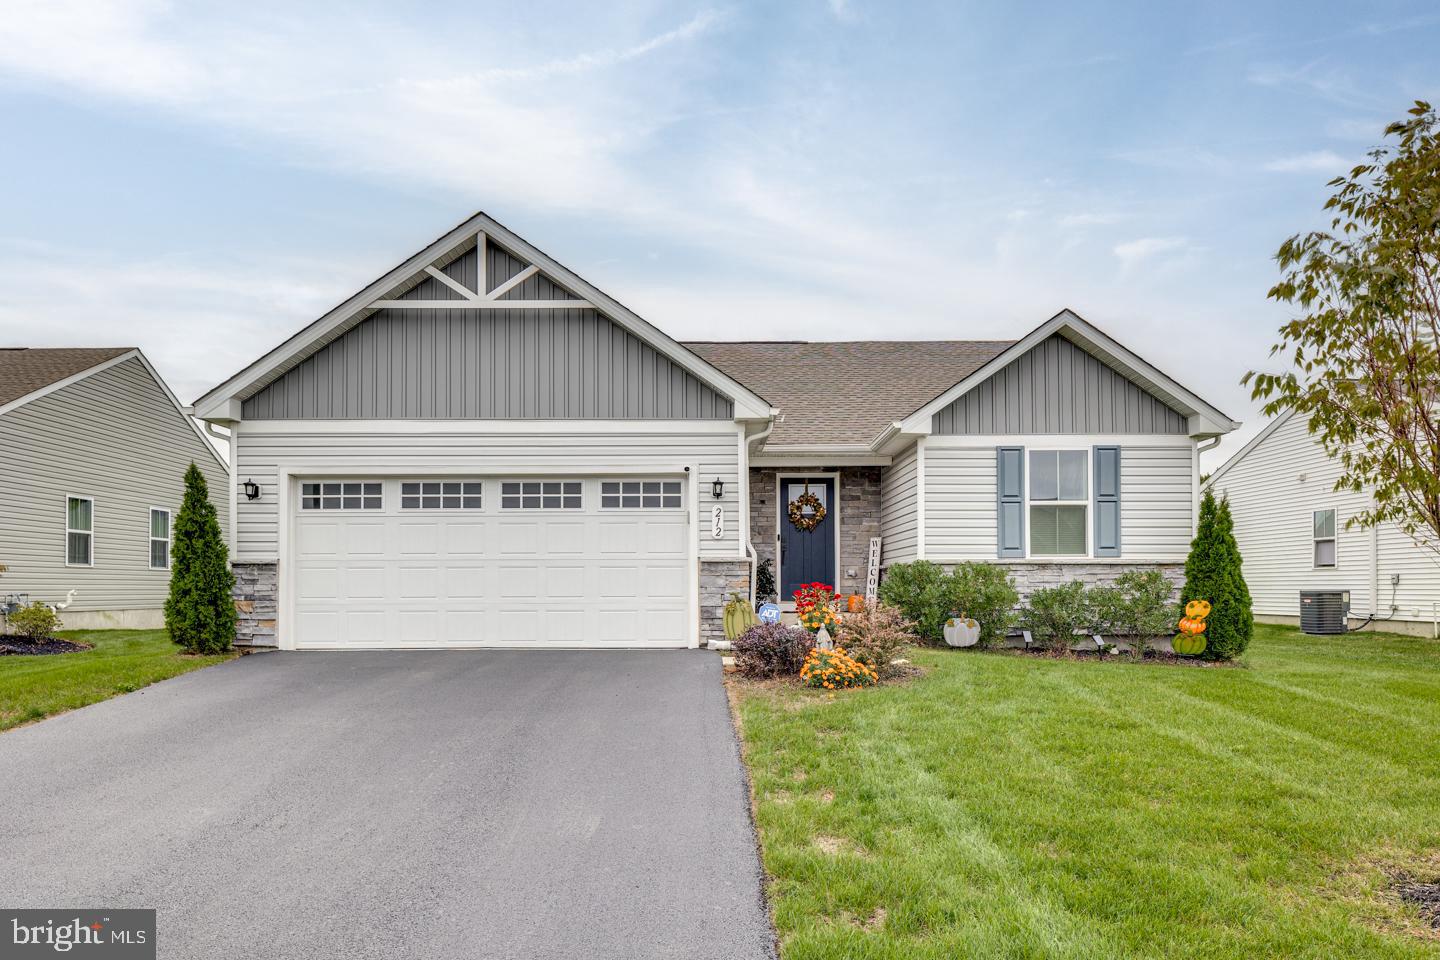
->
[165, 463, 236, 654]
[1244, 101, 1440, 556]
[1181, 491, 1253, 661]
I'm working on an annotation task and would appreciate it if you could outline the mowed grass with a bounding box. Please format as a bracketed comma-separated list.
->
[0, 629, 234, 731]
[733, 624, 1440, 959]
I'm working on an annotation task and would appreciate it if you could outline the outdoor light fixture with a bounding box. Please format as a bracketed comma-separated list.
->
[711, 477, 725, 499]
[242, 478, 260, 501]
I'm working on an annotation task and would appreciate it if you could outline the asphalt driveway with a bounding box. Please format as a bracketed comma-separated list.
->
[0, 651, 775, 960]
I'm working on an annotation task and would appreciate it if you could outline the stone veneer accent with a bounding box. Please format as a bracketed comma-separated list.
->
[232, 561, 278, 647]
[749, 467, 882, 599]
[996, 562, 1185, 604]
[699, 559, 751, 647]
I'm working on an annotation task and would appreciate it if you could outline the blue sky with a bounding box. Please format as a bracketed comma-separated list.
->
[1, 1, 1437, 463]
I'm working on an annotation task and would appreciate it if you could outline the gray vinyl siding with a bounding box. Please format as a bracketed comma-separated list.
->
[241, 307, 732, 420]
[234, 426, 742, 561]
[0, 358, 230, 613]
[922, 439, 1194, 561]
[879, 442, 919, 565]
[933, 335, 1188, 435]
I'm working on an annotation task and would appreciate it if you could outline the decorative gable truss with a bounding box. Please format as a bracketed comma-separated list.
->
[192, 213, 774, 423]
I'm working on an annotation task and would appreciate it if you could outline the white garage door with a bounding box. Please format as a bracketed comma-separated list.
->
[291, 477, 691, 648]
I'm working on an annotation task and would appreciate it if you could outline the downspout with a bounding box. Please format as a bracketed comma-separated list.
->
[1195, 436, 1221, 534]
[203, 419, 238, 556]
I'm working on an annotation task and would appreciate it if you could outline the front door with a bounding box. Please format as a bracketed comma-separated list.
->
[778, 476, 836, 602]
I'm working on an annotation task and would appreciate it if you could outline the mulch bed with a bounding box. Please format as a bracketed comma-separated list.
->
[0, 637, 92, 656]
[993, 646, 1239, 668]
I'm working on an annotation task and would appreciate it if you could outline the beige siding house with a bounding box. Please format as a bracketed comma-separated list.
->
[0, 349, 230, 630]
[1207, 408, 1440, 636]
[193, 211, 1239, 651]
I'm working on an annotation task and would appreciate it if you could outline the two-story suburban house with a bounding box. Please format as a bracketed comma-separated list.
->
[1, 348, 230, 630]
[192, 212, 1239, 649]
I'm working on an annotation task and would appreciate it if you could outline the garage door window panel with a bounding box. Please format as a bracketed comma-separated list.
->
[302, 482, 381, 510]
[601, 480, 683, 509]
[402, 481, 483, 510]
[502, 481, 582, 510]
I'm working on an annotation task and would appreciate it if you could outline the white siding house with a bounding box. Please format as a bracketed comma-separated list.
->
[194, 212, 1238, 650]
[1207, 408, 1440, 636]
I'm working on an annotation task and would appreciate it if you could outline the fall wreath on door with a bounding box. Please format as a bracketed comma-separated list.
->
[787, 482, 827, 532]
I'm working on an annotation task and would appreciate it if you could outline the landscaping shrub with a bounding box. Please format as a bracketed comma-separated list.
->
[733, 622, 814, 678]
[1023, 581, 1090, 654]
[8, 602, 61, 640]
[1087, 570, 1178, 658]
[1181, 491, 1254, 661]
[945, 562, 1021, 648]
[800, 647, 877, 689]
[165, 463, 236, 655]
[754, 557, 776, 603]
[879, 560, 1019, 647]
[838, 602, 915, 678]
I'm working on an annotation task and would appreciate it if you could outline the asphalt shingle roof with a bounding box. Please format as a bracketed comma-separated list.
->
[0, 347, 134, 409]
[684, 340, 1015, 446]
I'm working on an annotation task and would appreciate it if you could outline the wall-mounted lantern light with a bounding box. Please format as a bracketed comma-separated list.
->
[711, 477, 725, 499]
[242, 479, 261, 501]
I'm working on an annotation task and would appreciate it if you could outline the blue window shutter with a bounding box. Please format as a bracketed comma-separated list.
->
[1093, 445, 1121, 557]
[997, 447, 1025, 558]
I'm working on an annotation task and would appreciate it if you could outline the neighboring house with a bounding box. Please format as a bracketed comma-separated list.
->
[0, 348, 230, 630]
[1206, 408, 1440, 637]
[192, 212, 1238, 650]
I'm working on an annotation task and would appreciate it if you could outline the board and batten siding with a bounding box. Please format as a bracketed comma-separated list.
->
[1211, 410, 1440, 623]
[241, 309, 733, 421]
[879, 442, 919, 565]
[0, 357, 229, 613]
[933, 335, 1188, 435]
[922, 437, 1196, 561]
[233, 423, 744, 562]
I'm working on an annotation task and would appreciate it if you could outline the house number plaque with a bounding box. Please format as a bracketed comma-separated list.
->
[711, 505, 724, 540]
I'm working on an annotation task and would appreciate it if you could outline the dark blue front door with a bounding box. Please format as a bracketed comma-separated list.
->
[779, 477, 836, 601]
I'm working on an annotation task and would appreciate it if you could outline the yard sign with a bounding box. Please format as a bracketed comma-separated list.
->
[864, 537, 882, 604]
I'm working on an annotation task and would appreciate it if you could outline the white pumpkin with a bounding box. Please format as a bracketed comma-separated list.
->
[943, 617, 981, 648]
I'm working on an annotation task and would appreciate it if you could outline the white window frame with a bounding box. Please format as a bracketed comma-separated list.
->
[1024, 447, 1092, 558]
[500, 480, 583, 510]
[65, 494, 95, 567]
[599, 479, 684, 510]
[1313, 507, 1338, 569]
[149, 507, 171, 570]
[400, 480, 484, 511]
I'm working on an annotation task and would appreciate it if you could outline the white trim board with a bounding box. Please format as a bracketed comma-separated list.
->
[236, 418, 743, 435]
[193, 213, 774, 422]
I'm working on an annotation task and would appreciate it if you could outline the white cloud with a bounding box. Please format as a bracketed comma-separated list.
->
[827, 0, 858, 23]
[1263, 150, 1346, 173]
[1058, 211, 1125, 229]
[1113, 236, 1189, 270]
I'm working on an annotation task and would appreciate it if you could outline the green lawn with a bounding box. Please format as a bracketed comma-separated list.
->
[0, 629, 235, 731]
[733, 624, 1440, 959]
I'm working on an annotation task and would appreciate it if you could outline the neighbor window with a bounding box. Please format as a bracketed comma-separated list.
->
[149, 508, 171, 569]
[66, 496, 93, 566]
[1313, 508, 1337, 568]
[600, 480, 683, 509]
[401, 481, 482, 510]
[300, 482, 382, 510]
[1029, 450, 1088, 556]
[501, 481, 582, 509]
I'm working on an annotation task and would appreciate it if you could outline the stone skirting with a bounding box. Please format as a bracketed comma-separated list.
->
[995, 562, 1185, 603]
[232, 562, 279, 647]
[699, 559, 751, 647]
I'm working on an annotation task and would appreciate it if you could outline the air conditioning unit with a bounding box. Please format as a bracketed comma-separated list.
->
[1299, 590, 1350, 635]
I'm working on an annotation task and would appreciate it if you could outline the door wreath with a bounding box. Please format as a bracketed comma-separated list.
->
[787, 483, 827, 532]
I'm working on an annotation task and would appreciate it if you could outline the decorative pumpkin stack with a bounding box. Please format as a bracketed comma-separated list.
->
[723, 592, 757, 641]
[1173, 599, 1210, 656]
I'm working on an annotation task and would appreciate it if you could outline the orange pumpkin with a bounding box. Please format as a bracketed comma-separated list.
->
[1178, 616, 1208, 635]
[847, 594, 863, 612]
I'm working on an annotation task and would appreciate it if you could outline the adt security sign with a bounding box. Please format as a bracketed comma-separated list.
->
[756, 602, 781, 624]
